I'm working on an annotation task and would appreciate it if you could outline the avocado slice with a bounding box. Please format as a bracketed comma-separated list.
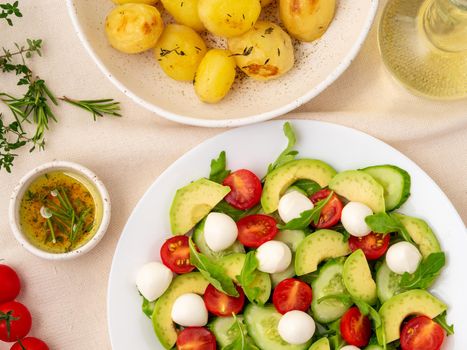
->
[343, 249, 377, 305]
[295, 229, 351, 275]
[329, 170, 385, 213]
[391, 213, 441, 258]
[218, 253, 271, 305]
[261, 159, 337, 214]
[308, 337, 330, 350]
[152, 272, 209, 349]
[379, 289, 447, 343]
[170, 178, 230, 235]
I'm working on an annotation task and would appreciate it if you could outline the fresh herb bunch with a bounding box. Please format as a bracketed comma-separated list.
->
[0, 1, 22, 26]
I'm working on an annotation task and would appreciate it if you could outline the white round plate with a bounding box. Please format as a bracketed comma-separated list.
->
[107, 120, 466, 349]
[66, 1, 377, 127]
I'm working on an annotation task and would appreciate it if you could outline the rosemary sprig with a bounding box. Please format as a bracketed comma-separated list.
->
[60, 97, 122, 121]
[0, 1, 22, 26]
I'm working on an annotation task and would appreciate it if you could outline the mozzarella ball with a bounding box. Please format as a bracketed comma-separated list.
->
[386, 242, 422, 275]
[341, 202, 373, 237]
[340, 346, 361, 350]
[136, 262, 173, 301]
[204, 212, 238, 252]
[278, 310, 316, 344]
[171, 293, 208, 327]
[256, 241, 292, 274]
[278, 191, 314, 223]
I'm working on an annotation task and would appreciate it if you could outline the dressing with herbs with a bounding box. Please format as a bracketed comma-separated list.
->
[19, 171, 103, 253]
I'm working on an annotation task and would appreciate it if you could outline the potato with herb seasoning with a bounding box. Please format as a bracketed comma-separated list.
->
[105, 4, 164, 54]
[155, 24, 207, 81]
[194, 49, 236, 103]
[198, 0, 261, 38]
[228, 21, 294, 81]
[112, 0, 158, 4]
[280, 0, 336, 42]
[161, 0, 204, 32]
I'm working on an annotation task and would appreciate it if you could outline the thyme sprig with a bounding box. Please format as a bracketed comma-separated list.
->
[0, 1, 22, 26]
[60, 97, 122, 120]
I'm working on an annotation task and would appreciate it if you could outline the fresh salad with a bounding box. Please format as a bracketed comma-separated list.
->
[135, 122, 453, 350]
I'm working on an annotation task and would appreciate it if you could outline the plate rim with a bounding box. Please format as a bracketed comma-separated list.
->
[106, 118, 465, 349]
[66, 0, 379, 128]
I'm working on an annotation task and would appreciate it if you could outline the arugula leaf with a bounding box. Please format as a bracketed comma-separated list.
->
[236, 252, 262, 304]
[317, 293, 353, 305]
[399, 252, 446, 290]
[434, 311, 454, 336]
[222, 314, 260, 350]
[189, 238, 239, 297]
[327, 319, 346, 350]
[292, 179, 321, 196]
[353, 299, 386, 349]
[141, 296, 155, 319]
[277, 192, 333, 230]
[266, 122, 298, 175]
[209, 151, 231, 183]
[213, 201, 261, 222]
[365, 212, 414, 244]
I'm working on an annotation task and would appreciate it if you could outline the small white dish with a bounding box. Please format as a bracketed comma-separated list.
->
[9, 161, 111, 260]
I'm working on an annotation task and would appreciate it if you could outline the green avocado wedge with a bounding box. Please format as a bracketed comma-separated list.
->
[343, 249, 377, 305]
[379, 289, 447, 343]
[261, 159, 337, 214]
[152, 273, 209, 349]
[308, 337, 330, 350]
[170, 178, 230, 235]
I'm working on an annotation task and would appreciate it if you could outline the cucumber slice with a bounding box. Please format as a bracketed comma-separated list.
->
[362, 165, 411, 211]
[244, 304, 310, 350]
[271, 256, 296, 287]
[209, 315, 243, 347]
[192, 219, 245, 259]
[311, 260, 353, 323]
[308, 337, 330, 350]
[275, 230, 306, 252]
[376, 261, 402, 303]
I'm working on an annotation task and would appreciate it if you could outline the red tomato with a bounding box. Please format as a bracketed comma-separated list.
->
[236, 214, 278, 248]
[176, 327, 217, 350]
[203, 284, 245, 317]
[10, 337, 49, 350]
[400, 316, 445, 350]
[0, 265, 21, 303]
[272, 278, 313, 314]
[160, 236, 195, 274]
[0, 301, 32, 342]
[348, 233, 390, 260]
[340, 306, 371, 347]
[222, 169, 262, 210]
[310, 189, 343, 229]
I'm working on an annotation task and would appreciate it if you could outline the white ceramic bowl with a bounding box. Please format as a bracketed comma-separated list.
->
[9, 161, 111, 260]
[66, 0, 378, 127]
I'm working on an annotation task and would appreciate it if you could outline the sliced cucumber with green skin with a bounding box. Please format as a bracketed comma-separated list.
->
[362, 165, 411, 211]
[308, 337, 330, 350]
[311, 260, 353, 323]
[192, 219, 245, 259]
[209, 315, 243, 347]
[244, 304, 311, 350]
[275, 230, 306, 252]
[271, 256, 296, 287]
[376, 261, 402, 303]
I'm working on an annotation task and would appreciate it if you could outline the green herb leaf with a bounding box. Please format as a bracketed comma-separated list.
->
[266, 122, 298, 175]
[209, 151, 231, 183]
[141, 296, 155, 319]
[399, 252, 446, 290]
[291, 179, 321, 196]
[236, 252, 261, 304]
[60, 96, 121, 121]
[365, 212, 414, 244]
[189, 238, 239, 297]
[434, 311, 454, 336]
[277, 192, 333, 230]
[213, 201, 261, 222]
[222, 314, 260, 350]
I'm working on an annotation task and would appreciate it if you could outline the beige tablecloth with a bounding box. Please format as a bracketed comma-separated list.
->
[0, 1, 466, 349]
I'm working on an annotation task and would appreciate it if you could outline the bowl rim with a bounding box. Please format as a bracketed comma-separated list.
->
[8, 160, 111, 260]
[65, 0, 379, 128]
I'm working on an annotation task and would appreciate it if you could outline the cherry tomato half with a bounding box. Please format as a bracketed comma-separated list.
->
[176, 327, 217, 350]
[223, 169, 262, 210]
[203, 284, 245, 317]
[348, 233, 390, 260]
[273, 278, 313, 314]
[160, 236, 195, 274]
[310, 189, 343, 229]
[0, 265, 21, 303]
[340, 306, 371, 347]
[400, 316, 445, 350]
[237, 214, 278, 248]
[0, 301, 32, 342]
[10, 337, 49, 350]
